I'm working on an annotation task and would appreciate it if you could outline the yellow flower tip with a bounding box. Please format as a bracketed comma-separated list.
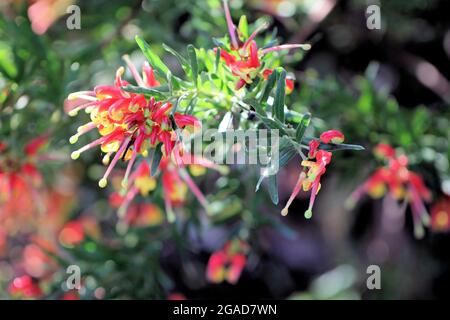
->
[69, 135, 78, 144]
[414, 225, 425, 239]
[98, 178, 108, 188]
[68, 109, 78, 117]
[85, 106, 94, 113]
[116, 66, 125, 78]
[121, 179, 128, 189]
[102, 155, 110, 166]
[67, 93, 79, 100]
[167, 209, 176, 223]
[302, 44, 312, 50]
[304, 209, 313, 219]
[117, 206, 127, 219]
[281, 208, 289, 216]
[218, 166, 230, 175]
[70, 151, 80, 160]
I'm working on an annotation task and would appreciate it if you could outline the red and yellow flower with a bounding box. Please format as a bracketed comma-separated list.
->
[206, 239, 249, 285]
[66, 56, 200, 189]
[348, 144, 432, 238]
[0, 135, 49, 225]
[217, 0, 309, 90]
[281, 130, 345, 218]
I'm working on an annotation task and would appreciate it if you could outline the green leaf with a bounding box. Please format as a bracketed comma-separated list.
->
[135, 35, 169, 78]
[238, 15, 249, 38]
[122, 84, 169, 100]
[279, 145, 297, 168]
[215, 47, 221, 73]
[258, 114, 287, 135]
[295, 112, 311, 143]
[320, 143, 365, 152]
[150, 145, 163, 176]
[187, 44, 198, 86]
[303, 137, 365, 152]
[259, 69, 277, 106]
[162, 43, 189, 73]
[268, 174, 279, 205]
[274, 69, 286, 122]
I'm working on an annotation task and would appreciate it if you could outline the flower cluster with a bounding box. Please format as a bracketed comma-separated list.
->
[0, 135, 48, 221]
[217, 0, 309, 90]
[281, 130, 345, 218]
[348, 144, 432, 238]
[66, 56, 200, 190]
[109, 146, 227, 223]
[206, 239, 249, 285]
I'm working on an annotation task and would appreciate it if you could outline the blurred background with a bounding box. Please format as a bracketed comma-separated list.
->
[0, 0, 449, 299]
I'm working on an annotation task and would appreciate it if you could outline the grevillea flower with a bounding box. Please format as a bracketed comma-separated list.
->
[319, 130, 345, 144]
[217, 0, 309, 90]
[8, 275, 43, 299]
[66, 56, 200, 189]
[28, 0, 75, 35]
[113, 145, 227, 223]
[124, 203, 164, 228]
[206, 239, 249, 284]
[430, 197, 450, 232]
[281, 131, 344, 218]
[59, 217, 100, 247]
[0, 135, 49, 222]
[347, 144, 432, 238]
[22, 244, 56, 278]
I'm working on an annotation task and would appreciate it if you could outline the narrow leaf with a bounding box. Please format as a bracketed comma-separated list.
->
[162, 43, 189, 72]
[274, 69, 286, 122]
[238, 15, 249, 38]
[187, 44, 198, 86]
[295, 112, 311, 143]
[268, 174, 279, 205]
[135, 35, 169, 78]
[259, 68, 277, 107]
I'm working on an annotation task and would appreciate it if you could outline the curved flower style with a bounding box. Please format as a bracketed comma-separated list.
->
[217, 0, 309, 90]
[67, 56, 200, 190]
[206, 239, 249, 284]
[430, 197, 450, 232]
[281, 130, 345, 219]
[347, 144, 432, 238]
